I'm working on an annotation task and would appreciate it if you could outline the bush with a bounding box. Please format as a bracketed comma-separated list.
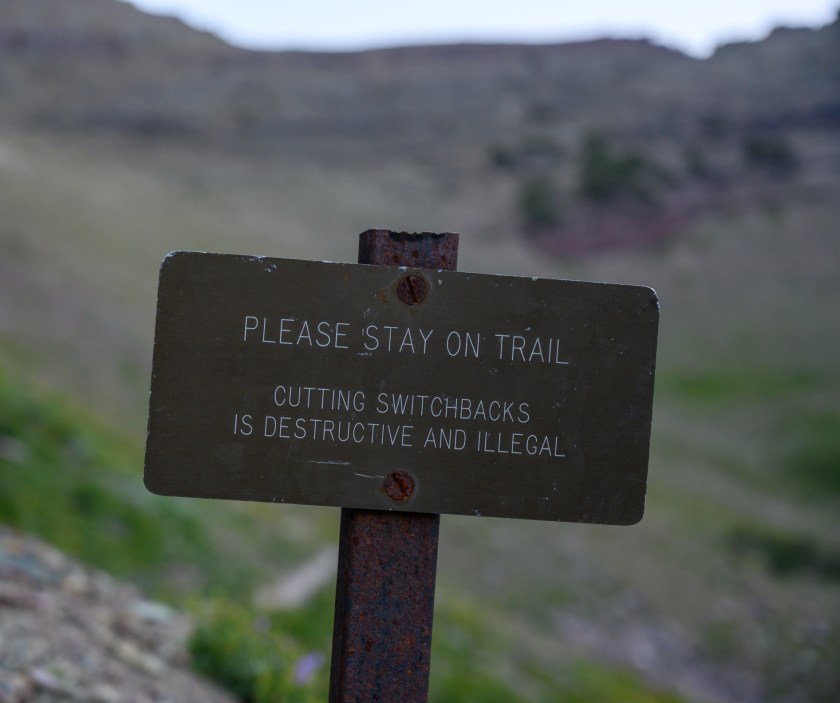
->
[743, 134, 799, 177]
[490, 136, 563, 172]
[726, 526, 840, 582]
[189, 601, 327, 703]
[517, 178, 562, 229]
[577, 133, 668, 203]
[683, 146, 712, 180]
[784, 412, 840, 496]
[699, 114, 729, 141]
[489, 145, 516, 170]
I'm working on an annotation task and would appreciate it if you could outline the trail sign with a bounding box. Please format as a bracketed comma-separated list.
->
[145, 249, 658, 525]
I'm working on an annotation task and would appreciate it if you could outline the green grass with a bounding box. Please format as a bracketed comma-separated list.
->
[726, 525, 840, 582]
[431, 591, 691, 703]
[0, 369, 312, 598]
[779, 410, 840, 496]
[660, 367, 822, 404]
[1, 369, 695, 702]
[658, 367, 840, 504]
[189, 600, 327, 703]
[187, 584, 691, 703]
[0, 372, 163, 569]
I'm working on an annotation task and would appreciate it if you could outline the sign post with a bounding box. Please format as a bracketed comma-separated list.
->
[144, 229, 659, 702]
[328, 230, 458, 702]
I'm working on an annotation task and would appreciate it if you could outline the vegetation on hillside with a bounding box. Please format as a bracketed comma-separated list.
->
[0, 372, 698, 702]
[0, 371, 270, 597]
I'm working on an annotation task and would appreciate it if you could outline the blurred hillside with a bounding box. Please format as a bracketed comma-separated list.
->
[1, 0, 838, 427]
[2, 1, 838, 161]
[1, 1, 839, 702]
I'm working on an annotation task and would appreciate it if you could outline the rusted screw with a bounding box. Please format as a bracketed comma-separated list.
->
[396, 275, 428, 306]
[384, 471, 415, 501]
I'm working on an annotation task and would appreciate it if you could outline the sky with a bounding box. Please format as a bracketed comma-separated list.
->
[126, 0, 837, 58]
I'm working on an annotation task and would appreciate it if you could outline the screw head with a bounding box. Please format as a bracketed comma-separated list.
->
[384, 471, 415, 501]
[397, 275, 428, 306]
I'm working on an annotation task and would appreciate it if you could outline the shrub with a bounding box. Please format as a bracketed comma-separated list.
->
[189, 601, 327, 703]
[577, 132, 668, 203]
[726, 526, 840, 582]
[517, 178, 562, 229]
[489, 145, 516, 170]
[743, 134, 799, 177]
[699, 114, 729, 141]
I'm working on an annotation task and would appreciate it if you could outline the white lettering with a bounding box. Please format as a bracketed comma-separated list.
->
[243, 316, 259, 341]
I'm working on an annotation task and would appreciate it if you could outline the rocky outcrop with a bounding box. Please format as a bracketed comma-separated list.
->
[0, 527, 234, 703]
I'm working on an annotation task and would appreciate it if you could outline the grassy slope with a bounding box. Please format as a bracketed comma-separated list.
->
[1, 127, 839, 702]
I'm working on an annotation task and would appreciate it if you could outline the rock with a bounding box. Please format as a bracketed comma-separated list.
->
[129, 600, 176, 624]
[0, 674, 32, 703]
[0, 526, 235, 703]
[90, 683, 123, 703]
[0, 585, 46, 611]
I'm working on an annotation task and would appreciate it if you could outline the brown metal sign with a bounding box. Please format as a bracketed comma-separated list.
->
[144, 251, 659, 524]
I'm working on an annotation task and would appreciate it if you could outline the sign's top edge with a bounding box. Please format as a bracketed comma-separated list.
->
[159, 249, 658, 300]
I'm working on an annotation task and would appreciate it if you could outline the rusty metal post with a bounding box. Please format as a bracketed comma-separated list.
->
[328, 230, 459, 703]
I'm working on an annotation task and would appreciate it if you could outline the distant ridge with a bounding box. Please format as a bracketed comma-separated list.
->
[0, 0, 227, 52]
[0, 0, 837, 255]
[1, 0, 836, 152]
